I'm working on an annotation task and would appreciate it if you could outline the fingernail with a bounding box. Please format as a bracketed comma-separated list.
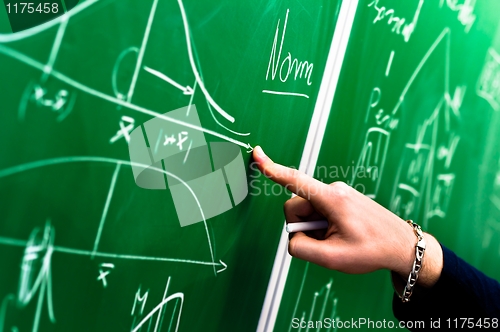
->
[254, 146, 268, 161]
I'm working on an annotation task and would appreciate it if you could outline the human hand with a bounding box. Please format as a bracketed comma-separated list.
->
[252, 146, 442, 286]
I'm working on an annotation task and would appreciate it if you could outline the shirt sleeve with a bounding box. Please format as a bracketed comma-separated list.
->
[392, 243, 500, 324]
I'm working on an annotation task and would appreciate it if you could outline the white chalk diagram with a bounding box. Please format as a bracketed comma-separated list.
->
[129, 277, 184, 332]
[0, 220, 186, 332]
[0, 0, 255, 331]
[286, 263, 339, 332]
[354, 1, 479, 224]
[360, 1, 500, 250]
[351, 22, 465, 228]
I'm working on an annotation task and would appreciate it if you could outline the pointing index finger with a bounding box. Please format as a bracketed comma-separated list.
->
[253, 146, 327, 202]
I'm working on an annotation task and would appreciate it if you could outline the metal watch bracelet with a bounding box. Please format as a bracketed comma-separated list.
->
[400, 220, 426, 302]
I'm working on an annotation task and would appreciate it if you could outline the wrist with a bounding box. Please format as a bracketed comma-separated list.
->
[416, 232, 443, 287]
[391, 228, 443, 302]
[392, 232, 443, 288]
[390, 218, 418, 277]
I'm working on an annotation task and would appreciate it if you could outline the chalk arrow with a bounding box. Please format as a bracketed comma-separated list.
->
[217, 260, 227, 273]
[144, 66, 194, 96]
[245, 143, 254, 153]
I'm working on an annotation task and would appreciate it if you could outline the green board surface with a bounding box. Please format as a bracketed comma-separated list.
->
[276, 0, 500, 331]
[0, 0, 341, 331]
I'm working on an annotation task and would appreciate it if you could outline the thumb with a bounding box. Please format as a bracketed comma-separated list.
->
[253, 146, 327, 204]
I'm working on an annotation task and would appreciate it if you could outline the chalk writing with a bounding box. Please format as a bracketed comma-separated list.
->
[131, 286, 149, 329]
[385, 50, 395, 77]
[264, 9, 313, 99]
[110, 116, 135, 144]
[144, 66, 194, 96]
[357, 28, 455, 202]
[112, 47, 139, 102]
[477, 48, 500, 111]
[130, 277, 184, 332]
[439, 0, 476, 32]
[287, 263, 339, 332]
[428, 173, 455, 218]
[390, 143, 431, 221]
[367, 0, 423, 42]
[163, 131, 190, 151]
[364, 87, 398, 129]
[350, 128, 389, 198]
[1, 221, 57, 332]
[18, 82, 76, 122]
[97, 263, 115, 288]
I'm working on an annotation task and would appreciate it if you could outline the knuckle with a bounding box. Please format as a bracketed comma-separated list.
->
[328, 181, 350, 198]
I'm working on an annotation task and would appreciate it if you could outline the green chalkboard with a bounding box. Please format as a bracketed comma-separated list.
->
[275, 0, 500, 331]
[0, 0, 341, 331]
